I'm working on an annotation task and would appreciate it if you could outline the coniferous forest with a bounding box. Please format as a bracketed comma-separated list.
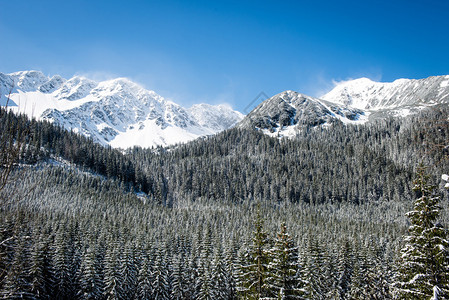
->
[1, 105, 448, 299]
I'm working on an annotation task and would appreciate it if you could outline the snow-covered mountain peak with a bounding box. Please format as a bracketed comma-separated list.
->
[277, 90, 307, 100]
[8, 70, 49, 92]
[99, 77, 142, 92]
[239, 90, 366, 138]
[92, 78, 165, 108]
[94, 78, 141, 97]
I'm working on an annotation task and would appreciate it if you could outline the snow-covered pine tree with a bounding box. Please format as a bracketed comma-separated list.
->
[198, 266, 213, 300]
[120, 244, 138, 299]
[0, 235, 33, 299]
[266, 222, 305, 299]
[103, 244, 123, 300]
[392, 166, 449, 299]
[235, 248, 251, 299]
[224, 240, 239, 300]
[302, 236, 326, 300]
[239, 208, 271, 299]
[136, 253, 152, 300]
[52, 230, 73, 300]
[187, 250, 201, 299]
[211, 248, 231, 299]
[78, 246, 103, 300]
[171, 253, 187, 299]
[29, 231, 54, 299]
[151, 247, 171, 299]
[336, 239, 353, 299]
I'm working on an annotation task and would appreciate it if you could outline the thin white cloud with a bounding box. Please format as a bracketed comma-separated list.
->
[74, 71, 120, 82]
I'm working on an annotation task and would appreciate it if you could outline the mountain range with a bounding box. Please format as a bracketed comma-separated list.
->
[0, 71, 243, 148]
[1, 70, 448, 148]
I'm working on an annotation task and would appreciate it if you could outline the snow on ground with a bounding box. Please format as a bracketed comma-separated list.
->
[261, 124, 300, 139]
[109, 118, 214, 149]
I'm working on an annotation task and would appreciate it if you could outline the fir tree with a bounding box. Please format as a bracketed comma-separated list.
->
[171, 253, 187, 300]
[266, 222, 305, 299]
[0, 236, 33, 299]
[78, 247, 103, 300]
[239, 208, 270, 299]
[211, 249, 232, 299]
[121, 244, 138, 299]
[151, 247, 171, 299]
[103, 245, 123, 300]
[29, 232, 54, 299]
[53, 231, 73, 300]
[137, 254, 152, 300]
[302, 236, 326, 300]
[393, 166, 449, 299]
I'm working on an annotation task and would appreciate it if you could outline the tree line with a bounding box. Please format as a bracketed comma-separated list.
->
[0, 104, 448, 298]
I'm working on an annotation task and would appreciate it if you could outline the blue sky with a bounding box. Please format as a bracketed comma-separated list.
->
[1, 0, 448, 113]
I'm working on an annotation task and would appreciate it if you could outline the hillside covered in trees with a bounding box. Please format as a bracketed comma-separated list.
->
[0, 105, 448, 299]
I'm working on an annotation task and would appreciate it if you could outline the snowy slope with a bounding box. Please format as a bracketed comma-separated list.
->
[0, 71, 243, 148]
[189, 103, 244, 132]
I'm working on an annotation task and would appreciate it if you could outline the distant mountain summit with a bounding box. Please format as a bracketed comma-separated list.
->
[0, 71, 244, 148]
[239, 75, 449, 137]
[321, 76, 449, 117]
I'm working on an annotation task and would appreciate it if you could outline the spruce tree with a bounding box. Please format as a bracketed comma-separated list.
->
[29, 232, 54, 299]
[121, 244, 138, 299]
[239, 208, 270, 299]
[171, 253, 187, 299]
[0, 236, 33, 300]
[303, 236, 326, 300]
[78, 246, 103, 300]
[151, 247, 171, 299]
[266, 222, 305, 299]
[211, 250, 231, 299]
[136, 254, 152, 300]
[392, 166, 449, 299]
[103, 245, 123, 300]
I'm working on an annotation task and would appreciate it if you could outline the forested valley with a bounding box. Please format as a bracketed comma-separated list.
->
[0, 105, 448, 299]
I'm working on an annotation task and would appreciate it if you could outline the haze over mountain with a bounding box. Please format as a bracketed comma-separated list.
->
[0, 71, 244, 148]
